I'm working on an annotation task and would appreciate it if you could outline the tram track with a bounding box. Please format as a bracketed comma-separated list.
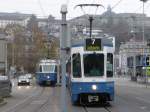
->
[82, 103, 112, 112]
[15, 86, 55, 112]
[104, 106, 112, 112]
[33, 86, 56, 112]
[17, 86, 45, 112]
[83, 105, 89, 112]
[83, 106, 112, 112]
[2, 86, 45, 112]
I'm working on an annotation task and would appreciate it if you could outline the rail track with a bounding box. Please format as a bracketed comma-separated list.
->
[2, 86, 50, 112]
[82, 102, 112, 112]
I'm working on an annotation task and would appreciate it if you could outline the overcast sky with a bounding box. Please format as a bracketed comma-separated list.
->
[0, 0, 150, 19]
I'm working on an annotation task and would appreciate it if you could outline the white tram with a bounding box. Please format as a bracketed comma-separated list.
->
[66, 36, 115, 104]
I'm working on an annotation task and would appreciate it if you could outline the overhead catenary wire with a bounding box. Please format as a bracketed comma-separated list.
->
[35, 0, 150, 19]
[133, 5, 143, 13]
[133, 1, 150, 13]
[36, 0, 150, 20]
[37, 0, 46, 17]
[74, 4, 104, 21]
[112, 0, 124, 10]
[145, 1, 150, 12]
[66, 0, 70, 6]
[88, 0, 96, 15]
[37, 12, 150, 21]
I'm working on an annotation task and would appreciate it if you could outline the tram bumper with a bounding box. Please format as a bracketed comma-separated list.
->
[70, 81, 114, 104]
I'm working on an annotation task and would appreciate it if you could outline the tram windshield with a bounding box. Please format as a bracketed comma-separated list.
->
[42, 65, 56, 73]
[84, 54, 104, 77]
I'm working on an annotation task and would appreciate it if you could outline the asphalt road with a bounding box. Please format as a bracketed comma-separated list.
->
[0, 78, 150, 112]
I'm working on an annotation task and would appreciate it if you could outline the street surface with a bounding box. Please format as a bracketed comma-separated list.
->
[0, 77, 150, 112]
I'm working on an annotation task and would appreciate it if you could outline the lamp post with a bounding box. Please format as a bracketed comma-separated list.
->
[140, 0, 148, 87]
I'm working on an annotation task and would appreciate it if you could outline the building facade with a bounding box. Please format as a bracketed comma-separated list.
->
[0, 35, 7, 74]
[37, 15, 61, 38]
[0, 12, 32, 28]
[119, 39, 150, 76]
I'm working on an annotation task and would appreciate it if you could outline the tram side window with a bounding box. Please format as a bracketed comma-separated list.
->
[72, 53, 81, 78]
[39, 65, 42, 72]
[66, 58, 71, 75]
[54, 65, 57, 73]
[107, 53, 113, 77]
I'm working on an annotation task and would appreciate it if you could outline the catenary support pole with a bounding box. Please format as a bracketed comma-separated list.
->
[140, 0, 148, 87]
[60, 4, 67, 112]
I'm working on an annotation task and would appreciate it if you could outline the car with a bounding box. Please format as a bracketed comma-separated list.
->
[17, 75, 30, 86]
[0, 76, 12, 97]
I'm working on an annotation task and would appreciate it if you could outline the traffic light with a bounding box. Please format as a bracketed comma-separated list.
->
[146, 56, 150, 66]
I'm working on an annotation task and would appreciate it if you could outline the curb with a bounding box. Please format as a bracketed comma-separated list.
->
[0, 99, 7, 107]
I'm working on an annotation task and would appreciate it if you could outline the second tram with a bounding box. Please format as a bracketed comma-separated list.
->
[36, 59, 58, 86]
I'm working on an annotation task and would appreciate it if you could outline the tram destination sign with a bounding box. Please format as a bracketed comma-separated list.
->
[85, 38, 102, 51]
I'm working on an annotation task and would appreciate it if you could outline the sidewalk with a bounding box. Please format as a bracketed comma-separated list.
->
[114, 76, 150, 88]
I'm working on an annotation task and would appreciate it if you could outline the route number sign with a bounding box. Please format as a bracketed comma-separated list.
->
[85, 38, 102, 51]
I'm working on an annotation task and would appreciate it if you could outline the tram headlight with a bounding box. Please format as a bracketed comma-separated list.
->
[92, 85, 97, 90]
[47, 76, 50, 79]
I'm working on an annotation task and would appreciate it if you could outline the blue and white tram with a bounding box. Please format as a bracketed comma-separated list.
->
[36, 59, 58, 86]
[66, 36, 115, 104]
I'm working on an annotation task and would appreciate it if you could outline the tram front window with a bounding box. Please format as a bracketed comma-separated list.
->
[43, 65, 55, 72]
[84, 54, 104, 77]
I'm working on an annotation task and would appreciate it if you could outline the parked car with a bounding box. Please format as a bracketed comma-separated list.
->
[0, 76, 12, 97]
[17, 75, 30, 86]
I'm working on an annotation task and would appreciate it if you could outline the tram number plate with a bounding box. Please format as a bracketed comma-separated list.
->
[88, 95, 99, 102]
